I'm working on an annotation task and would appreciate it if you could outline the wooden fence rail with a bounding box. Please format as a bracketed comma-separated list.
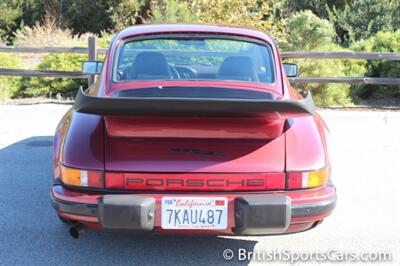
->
[0, 68, 87, 78]
[0, 37, 399, 85]
[2, 68, 399, 85]
[1, 46, 399, 60]
[281, 51, 400, 60]
[288, 77, 400, 85]
[0, 46, 107, 54]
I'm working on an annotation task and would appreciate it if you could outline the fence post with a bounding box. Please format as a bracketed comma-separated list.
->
[88, 36, 97, 86]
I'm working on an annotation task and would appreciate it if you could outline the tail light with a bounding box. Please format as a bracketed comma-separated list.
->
[287, 168, 329, 189]
[60, 165, 103, 188]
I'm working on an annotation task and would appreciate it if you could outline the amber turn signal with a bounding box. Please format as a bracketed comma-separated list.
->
[288, 168, 329, 189]
[60, 165, 103, 188]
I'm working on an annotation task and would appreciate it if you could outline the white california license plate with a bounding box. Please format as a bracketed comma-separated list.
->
[161, 197, 228, 230]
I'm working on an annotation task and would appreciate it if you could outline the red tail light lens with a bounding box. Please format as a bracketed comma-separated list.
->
[287, 168, 329, 189]
[60, 165, 103, 188]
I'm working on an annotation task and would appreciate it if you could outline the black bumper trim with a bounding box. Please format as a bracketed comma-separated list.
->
[50, 192, 98, 217]
[99, 195, 155, 230]
[292, 197, 337, 217]
[51, 191, 336, 221]
[234, 195, 291, 234]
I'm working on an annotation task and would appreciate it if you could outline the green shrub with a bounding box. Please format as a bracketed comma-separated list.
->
[0, 53, 21, 101]
[280, 10, 335, 51]
[282, 10, 350, 106]
[18, 32, 112, 98]
[327, 0, 400, 46]
[289, 56, 351, 107]
[350, 30, 400, 101]
[19, 53, 87, 98]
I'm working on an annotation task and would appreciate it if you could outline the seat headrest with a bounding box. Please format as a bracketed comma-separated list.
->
[218, 56, 258, 82]
[132, 52, 172, 79]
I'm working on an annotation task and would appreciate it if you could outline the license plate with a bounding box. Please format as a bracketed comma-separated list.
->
[161, 197, 228, 230]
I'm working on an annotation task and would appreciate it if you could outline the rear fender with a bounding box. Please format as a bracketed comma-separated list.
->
[55, 111, 104, 172]
[53, 108, 73, 178]
[285, 116, 327, 171]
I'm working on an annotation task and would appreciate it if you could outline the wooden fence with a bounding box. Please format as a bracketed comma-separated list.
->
[0, 36, 399, 86]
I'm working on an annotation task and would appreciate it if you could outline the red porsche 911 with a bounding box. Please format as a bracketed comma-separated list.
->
[51, 24, 336, 238]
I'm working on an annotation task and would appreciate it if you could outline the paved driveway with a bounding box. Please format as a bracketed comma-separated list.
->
[0, 104, 399, 265]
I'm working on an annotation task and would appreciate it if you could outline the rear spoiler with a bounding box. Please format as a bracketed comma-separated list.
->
[73, 87, 315, 118]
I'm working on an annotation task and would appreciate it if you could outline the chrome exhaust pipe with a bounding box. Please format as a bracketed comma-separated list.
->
[69, 223, 86, 239]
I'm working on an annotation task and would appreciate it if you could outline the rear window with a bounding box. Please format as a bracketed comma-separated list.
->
[114, 37, 275, 84]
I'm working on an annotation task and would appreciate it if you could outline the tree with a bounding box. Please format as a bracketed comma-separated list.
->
[0, 0, 22, 43]
[281, 10, 335, 51]
[18, 0, 46, 27]
[350, 30, 400, 100]
[283, 10, 350, 106]
[328, 0, 400, 46]
[62, 0, 114, 35]
[109, 0, 151, 29]
[0, 0, 51, 44]
[148, 0, 198, 23]
[281, 0, 346, 19]
[190, 0, 285, 43]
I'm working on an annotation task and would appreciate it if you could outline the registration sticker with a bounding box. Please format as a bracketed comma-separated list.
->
[161, 197, 228, 229]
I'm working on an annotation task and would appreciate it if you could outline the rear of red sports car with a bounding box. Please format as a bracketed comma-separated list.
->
[51, 24, 336, 238]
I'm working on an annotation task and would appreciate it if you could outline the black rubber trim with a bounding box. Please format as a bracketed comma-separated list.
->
[50, 191, 98, 217]
[112, 87, 275, 99]
[59, 183, 332, 195]
[234, 195, 291, 234]
[292, 197, 337, 217]
[51, 184, 335, 220]
[53, 177, 62, 186]
[112, 33, 277, 85]
[73, 87, 315, 117]
[61, 184, 286, 194]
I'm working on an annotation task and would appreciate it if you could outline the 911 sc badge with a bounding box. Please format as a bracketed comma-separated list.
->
[170, 148, 224, 157]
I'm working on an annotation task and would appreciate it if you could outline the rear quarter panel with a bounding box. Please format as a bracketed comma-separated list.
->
[285, 115, 329, 171]
[53, 110, 105, 177]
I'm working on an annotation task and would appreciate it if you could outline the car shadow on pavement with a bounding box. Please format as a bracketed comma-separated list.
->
[0, 136, 257, 265]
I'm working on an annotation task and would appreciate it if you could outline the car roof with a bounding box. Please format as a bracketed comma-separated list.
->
[115, 24, 276, 45]
[105, 24, 283, 97]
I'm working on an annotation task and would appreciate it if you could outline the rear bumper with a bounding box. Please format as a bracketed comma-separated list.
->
[51, 184, 336, 235]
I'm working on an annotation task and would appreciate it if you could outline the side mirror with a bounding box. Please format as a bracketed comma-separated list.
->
[82, 61, 103, 75]
[283, 63, 299, 77]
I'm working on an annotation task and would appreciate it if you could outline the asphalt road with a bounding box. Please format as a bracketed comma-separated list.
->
[0, 104, 399, 266]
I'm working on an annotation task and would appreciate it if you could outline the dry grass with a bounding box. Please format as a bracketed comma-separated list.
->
[11, 16, 91, 70]
[14, 16, 90, 47]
